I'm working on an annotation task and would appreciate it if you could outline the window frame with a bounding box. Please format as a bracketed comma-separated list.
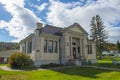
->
[54, 41, 58, 53]
[44, 40, 47, 53]
[48, 40, 53, 53]
[27, 41, 32, 54]
[88, 45, 92, 54]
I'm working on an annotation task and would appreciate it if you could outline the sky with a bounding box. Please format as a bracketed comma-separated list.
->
[0, 0, 120, 43]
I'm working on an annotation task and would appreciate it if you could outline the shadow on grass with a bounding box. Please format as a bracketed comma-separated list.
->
[92, 63, 120, 68]
[49, 66, 112, 79]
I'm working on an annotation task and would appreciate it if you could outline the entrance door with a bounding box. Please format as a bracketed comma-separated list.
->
[72, 47, 76, 59]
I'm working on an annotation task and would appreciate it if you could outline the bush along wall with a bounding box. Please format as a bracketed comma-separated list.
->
[8, 52, 34, 70]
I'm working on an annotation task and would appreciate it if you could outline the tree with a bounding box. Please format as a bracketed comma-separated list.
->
[106, 43, 117, 51]
[90, 15, 108, 59]
[116, 40, 120, 51]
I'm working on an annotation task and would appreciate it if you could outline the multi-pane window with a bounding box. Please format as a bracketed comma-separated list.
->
[44, 40, 47, 53]
[28, 41, 32, 53]
[48, 40, 53, 53]
[88, 45, 92, 54]
[54, 41, 58, 53]
[44, 40, 58, 53]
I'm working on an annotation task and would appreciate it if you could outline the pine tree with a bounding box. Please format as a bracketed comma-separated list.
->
[116, 40, 120, 52]
[90, 15, 108, 59]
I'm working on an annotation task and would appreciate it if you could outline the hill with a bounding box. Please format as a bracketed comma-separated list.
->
[0, 42, 19, 51]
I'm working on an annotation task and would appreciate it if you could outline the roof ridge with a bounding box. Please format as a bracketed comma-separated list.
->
[45, 24, 63, 29]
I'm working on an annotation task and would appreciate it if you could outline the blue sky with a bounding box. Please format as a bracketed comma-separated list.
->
[0, 0, 120, 42]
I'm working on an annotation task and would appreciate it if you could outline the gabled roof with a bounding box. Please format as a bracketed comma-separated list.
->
[20, 33, 34, 43]
[41, 25, 63, 36]
[41, 23, 88, 36]
[63, 23, 88, 34]
[20, 23, 88, 42]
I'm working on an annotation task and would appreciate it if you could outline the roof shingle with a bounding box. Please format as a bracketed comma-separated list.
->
[41, 25, 63, 36]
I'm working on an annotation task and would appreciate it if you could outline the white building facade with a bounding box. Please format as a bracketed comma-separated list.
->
[20, 22, 97, 67]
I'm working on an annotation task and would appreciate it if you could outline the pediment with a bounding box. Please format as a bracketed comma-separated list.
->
[64, 23, 88, 34]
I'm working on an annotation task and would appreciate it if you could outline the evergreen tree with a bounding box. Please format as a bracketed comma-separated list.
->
[90, 15, 108, 59]
[116, 40, 120, 51]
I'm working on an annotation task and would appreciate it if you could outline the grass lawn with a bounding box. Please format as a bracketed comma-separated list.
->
[0, 66, 120, 80]
[0, 64, 7, 66]
[92, 56, 120, 68]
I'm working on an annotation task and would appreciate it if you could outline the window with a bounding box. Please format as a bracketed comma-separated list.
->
[29, 41, 32, 53]
[44, 40, 47, 53]
[27, 42, 29, 53]
[48, 40, 53, 53]
[24, 42, 26, 53]
[22, 47, 24, 52]
[72, 42, 76, 45]
[88, 45, 92, 54]
[44, 40, 58, 53]
[54, 41, 58, 53]
[28, 41, 32, 53]
[78, 46, 80, 53]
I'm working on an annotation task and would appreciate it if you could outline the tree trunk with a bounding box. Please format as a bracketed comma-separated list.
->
[99, 54, 102, 60]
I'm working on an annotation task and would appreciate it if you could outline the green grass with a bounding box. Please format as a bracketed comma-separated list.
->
[92, 56, 120, 68]
[102, 56, 120, 61]
[0, 67, 120, 80]
[0, 64, 7, 66]
[0, 57, 120, 80]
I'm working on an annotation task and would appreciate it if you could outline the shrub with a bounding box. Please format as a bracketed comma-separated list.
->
[8, 52, 34, 69]
[40, 63, 62, 68]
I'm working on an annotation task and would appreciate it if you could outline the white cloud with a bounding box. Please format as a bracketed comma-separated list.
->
[0, 0, 120, 43]
[107, 27, 120, 42]
[0, 0, 41, 42]
[30, 3, 48, 12]
[0, 20, 8, 29]
[37, 3, 48, 11]
[47, 0, 120, 43]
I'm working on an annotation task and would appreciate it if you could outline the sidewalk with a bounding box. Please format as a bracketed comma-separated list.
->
[0, 66, 21, 71]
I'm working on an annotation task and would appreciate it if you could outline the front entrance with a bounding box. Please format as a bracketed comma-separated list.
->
[72, 47, 76, 59]
[71, 37, 81, 59]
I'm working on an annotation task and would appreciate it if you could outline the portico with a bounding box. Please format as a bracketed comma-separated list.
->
[69, 37, 83, 60]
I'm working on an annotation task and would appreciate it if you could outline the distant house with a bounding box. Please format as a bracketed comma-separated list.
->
[114, 50, 120, 57]
[20, 22, 97, 67]
[102, 51, 113, 56]
[0, 50, 19, 63]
